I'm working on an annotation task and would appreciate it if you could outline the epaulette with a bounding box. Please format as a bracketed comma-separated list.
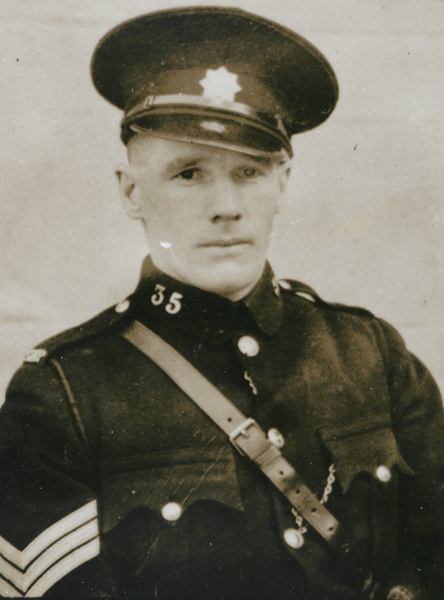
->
[23, 296, 135, 366]
[278, 278, 376, 319]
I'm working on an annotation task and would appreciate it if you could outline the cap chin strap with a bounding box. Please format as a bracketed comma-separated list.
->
[122, 320, 377, 597]
[126, 93, 258, 121]
[125, 93, 289, 135]
[128, 124, 289, 161]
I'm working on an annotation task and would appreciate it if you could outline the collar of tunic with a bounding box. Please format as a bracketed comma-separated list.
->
[132, 255, 284, 342]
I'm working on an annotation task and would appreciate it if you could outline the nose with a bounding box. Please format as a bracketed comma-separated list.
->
[208, 181, 243, 223]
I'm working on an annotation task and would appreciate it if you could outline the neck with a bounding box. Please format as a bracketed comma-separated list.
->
[222, 279, 260, 302]
[148, 255, 264, 303]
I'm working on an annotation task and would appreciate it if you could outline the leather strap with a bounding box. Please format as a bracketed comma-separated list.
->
[122, 321, 349, 546]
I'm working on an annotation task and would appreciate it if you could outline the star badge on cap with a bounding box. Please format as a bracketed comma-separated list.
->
[199, 67, 242, 104]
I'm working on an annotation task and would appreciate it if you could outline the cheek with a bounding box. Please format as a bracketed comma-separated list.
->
[137, 184, 172, 226]
[252, 188, 281, 223]
[144, 204, 195, 247]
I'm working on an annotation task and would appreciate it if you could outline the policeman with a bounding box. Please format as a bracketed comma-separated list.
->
[0, 7, 443, 600]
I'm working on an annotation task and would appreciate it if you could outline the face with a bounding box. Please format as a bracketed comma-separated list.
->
[117, 135, 290, 301]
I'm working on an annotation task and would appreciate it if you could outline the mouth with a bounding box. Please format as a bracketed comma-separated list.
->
[199, 238, 251, 248]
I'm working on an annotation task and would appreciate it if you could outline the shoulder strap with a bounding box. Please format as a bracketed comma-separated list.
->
[50, 358, 92, 455]
[122, 321, 356, 559]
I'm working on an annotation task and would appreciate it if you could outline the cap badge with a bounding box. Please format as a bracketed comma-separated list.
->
[199, 67, 241, 104]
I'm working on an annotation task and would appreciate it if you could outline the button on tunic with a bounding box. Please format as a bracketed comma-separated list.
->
[237, 335, 260, 357]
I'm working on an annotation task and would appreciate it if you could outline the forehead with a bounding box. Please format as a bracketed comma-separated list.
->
[128, 134, 276, 169]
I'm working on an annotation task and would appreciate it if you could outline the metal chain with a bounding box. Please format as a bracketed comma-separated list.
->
[321, 463, 336, 504]
[291, 463, 336, 540]
[242, 369, 337, 546]
[243, 370, 258, 396]
[291, 511, 308, 536]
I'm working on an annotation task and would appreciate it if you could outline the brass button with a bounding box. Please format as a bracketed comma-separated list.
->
[375, 465, 392, 483]
[267, 428, 285, 449]
[272, 278, 281, 297]
[237, 335, 260, 357]
[161, 502, 182, 522]
[278, 279, 292, 290]
[115, 299, 130, 313]
[295, 291, 316, 303]
[386, 585, 415, 600]
[283, 528, 305, 549]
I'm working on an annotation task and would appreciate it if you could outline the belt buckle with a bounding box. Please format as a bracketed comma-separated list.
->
[229, 418, 259, 455]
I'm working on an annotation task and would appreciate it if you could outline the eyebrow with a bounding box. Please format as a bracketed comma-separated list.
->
[180, 159, 201, 169]
[164, 158, 201, 174]
[166, 154, 271, 173]
[247, 155, 271, 164]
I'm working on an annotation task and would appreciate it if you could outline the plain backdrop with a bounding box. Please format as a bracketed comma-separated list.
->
[1, 0, 443, 400]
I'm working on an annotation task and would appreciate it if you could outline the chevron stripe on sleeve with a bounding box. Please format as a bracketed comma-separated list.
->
[0, 500, 100, 597]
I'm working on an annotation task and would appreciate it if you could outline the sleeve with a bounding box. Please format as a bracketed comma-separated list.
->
[0, 361, 118, 598]
[378, 319, 444, 600]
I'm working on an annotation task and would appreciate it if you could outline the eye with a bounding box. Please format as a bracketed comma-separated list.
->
[176, 168, 199, 181]
[237, 166, 263, 180]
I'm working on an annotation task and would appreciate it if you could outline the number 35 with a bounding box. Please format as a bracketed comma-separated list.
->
[151, 284, 183, 315]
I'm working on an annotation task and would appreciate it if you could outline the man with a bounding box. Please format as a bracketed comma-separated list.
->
[0, 6, 442, 599]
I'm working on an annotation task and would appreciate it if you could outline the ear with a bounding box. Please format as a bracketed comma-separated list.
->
[115, 162, 144, 220]
[275, 162, 291, 213]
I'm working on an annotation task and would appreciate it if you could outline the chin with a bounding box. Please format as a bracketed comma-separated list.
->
[188, 267, 260, 301]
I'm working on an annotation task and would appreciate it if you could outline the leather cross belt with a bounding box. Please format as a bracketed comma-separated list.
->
[122, 320, 371, 594]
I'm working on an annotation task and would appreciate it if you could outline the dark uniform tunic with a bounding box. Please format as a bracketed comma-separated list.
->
[1, 257, 443, 599]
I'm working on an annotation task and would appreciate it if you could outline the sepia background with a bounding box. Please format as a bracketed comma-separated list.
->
[1, 0, 443, 400]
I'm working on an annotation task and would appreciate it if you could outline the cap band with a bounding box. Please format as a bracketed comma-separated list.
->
[123, 94, 293, 156]
[126, 93, 270, 123]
